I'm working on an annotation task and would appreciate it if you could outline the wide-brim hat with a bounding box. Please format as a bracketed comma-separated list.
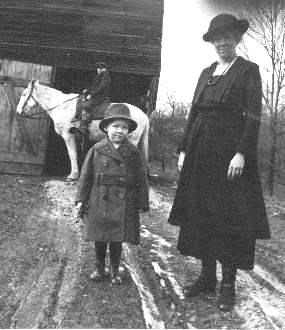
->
[99, 103, 138, 133]
[203, 13, 249, 42]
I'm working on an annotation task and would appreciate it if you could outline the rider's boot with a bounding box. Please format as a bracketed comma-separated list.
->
[77, 120, 89, 137]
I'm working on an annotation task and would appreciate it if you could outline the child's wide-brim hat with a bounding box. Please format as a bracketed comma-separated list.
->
[203, 13, 249, 42]
[99, 103, 138, 133]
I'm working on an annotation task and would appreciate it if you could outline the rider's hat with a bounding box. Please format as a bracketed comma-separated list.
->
[99, 103, 138, 133]
[203, 13, 249, 42]
[95, 62, 108, 69]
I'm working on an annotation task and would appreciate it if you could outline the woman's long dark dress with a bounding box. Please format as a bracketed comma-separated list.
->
[168, 57, 270, 270]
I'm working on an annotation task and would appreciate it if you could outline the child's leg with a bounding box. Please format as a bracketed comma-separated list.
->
[90, 241, 107, 281]
[109, 242, 122, 285]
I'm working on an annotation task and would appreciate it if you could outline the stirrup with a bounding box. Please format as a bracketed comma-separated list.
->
[69, 127, 78, 134]
[71, 117, 80, 123]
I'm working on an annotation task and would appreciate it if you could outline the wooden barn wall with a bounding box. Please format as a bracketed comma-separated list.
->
[0, 0, 163, 75]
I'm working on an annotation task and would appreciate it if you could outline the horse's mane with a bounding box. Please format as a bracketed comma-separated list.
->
[38, 83, 79, 99]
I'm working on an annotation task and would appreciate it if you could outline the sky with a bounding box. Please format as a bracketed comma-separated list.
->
[156, 0, 267, 107]
[157, 0, 214, 106]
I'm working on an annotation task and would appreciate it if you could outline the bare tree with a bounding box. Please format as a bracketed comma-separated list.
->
[150, 92, 189, 173]
[243, 0, 285, 195]
[163, 92, 189, 118]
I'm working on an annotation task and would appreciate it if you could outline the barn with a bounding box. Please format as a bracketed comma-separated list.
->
[0, 0, 163, 176]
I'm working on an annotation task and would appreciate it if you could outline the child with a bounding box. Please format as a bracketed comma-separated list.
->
[75, 103, 149, 285]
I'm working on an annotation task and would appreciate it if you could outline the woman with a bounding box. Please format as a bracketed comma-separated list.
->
[168, 14, 270, 311]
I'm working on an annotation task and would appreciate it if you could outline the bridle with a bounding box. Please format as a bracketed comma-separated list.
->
[20, 81, 39, 118]
[20, 80, 81, 120]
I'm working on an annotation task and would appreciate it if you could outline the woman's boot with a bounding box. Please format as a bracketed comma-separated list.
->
[90, 242, 107, 281]
[184, 258, 217, 297]
[218, 265, 236, 311]
[110, 242, 122, 285]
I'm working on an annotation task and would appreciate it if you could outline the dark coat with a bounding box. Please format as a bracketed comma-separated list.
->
[75, 137, 149, 244]
[87, 70, 111, 106]
[168, 57, 270, 269]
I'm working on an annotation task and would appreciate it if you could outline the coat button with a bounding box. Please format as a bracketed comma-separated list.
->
[120, 163, 125, 168]
[119, 193, 125, 199]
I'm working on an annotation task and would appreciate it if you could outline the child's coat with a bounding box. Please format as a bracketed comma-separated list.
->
[75, 137, 149, 244]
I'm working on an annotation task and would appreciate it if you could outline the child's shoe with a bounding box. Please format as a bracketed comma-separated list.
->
[110, 271, 122, 285]
[90, 260, 105, 281]
[110, 242, 122, 285]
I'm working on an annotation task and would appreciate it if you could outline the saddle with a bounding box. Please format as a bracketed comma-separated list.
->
[91, 99, 111, 120]
[77, 96, 110, 121]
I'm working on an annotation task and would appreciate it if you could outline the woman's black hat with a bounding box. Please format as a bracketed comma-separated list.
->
[99, 103, 138, 133]
[203, 13, 249, 42]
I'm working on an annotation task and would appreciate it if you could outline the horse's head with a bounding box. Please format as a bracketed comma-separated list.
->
[16, 79, 39, 117]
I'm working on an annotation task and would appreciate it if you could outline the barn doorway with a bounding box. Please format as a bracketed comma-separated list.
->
[45, 67, 151, 176]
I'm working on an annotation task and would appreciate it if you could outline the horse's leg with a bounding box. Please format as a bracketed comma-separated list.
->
[139, 119, 149, 166]
[62, 132, 80, 180]
[79, 134, 91, 170]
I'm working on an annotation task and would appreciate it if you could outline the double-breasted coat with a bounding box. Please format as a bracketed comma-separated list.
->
[75, 137, 149, 244]
[168, 57, 270, 269]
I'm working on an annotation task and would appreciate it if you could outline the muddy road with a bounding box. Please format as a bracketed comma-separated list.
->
[0, 174, 285, 329]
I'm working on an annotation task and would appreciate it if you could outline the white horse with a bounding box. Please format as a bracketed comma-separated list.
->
[16, 80, 149, 180]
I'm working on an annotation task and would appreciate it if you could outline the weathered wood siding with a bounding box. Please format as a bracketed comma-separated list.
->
[0, 0, 163, 75]
[0, 59, 54, 175]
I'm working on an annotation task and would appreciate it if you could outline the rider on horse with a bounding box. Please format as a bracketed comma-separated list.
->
[71, 62, 111, 136]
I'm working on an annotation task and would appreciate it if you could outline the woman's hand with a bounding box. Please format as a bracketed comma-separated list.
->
[178, 152, 185, 172]
[227, 153, 245, 180]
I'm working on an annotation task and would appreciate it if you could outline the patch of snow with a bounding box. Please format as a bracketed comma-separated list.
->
[141, 227, 172, 248]
[149, 188, 172, 212]
[238, 270, 285, 329]
[124, 246, 165, 329]
[152, 261, 185, 300]
[253, 264, 285, 295]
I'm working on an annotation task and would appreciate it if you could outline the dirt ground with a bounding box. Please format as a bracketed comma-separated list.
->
[0, 172, 285, 329]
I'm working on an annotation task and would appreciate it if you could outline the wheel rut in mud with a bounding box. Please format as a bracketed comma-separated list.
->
[1, 175, 284, 329]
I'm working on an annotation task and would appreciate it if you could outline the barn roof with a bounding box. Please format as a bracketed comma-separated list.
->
[0, 0, 163, 75]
